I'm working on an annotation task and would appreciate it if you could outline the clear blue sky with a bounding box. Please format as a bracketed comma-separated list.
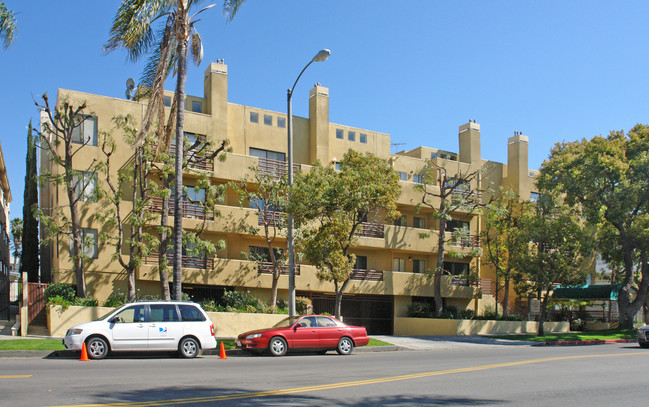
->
[2, 1, 649, 222]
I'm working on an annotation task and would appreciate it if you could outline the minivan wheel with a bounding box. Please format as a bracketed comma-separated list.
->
[268, 336, 287, 356]
[336, 337, 354, 355]
[179, 337, 200, 358]
[86, 336, 109, 360]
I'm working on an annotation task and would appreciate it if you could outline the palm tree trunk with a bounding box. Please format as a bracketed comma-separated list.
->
[172, 14, 189, 301]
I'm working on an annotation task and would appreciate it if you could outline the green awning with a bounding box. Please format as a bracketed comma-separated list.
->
[552, 284, 621, 300]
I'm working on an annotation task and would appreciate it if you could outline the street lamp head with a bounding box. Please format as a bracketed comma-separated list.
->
[312, 49, 331, 63]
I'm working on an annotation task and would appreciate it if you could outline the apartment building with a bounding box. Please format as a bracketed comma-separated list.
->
[0, 138, 12, 320]
[39, 61, 537, 334]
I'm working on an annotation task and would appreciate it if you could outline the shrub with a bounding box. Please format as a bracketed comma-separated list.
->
[76, 296, 98, 307]
[406, 302, 434, 318]
[295, 297, 312, 315]
[44, 283, 76, 302]
[103, 290, 127, 308]
[459, 309, 476, 320]
[47, 295, 74, 310]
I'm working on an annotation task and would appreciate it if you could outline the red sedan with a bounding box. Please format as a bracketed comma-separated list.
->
[236, 315, 370, 356]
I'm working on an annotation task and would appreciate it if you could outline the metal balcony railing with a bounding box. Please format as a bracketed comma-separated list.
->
[449, 233, 481, 248]
[256, 261, 301, 276]
[144, 252, 215, 269]
[168, 144, 213, 171]
[257, 157, 301, 179]
[149, 196, 214, 220]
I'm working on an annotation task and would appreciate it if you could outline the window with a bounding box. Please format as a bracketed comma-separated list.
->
[71, 115, 98, 146]
[150, 304, 180, 322]
[179, 304, 206, 321]
[191, 101, 202, 113]
[334, 162, 341, 171]
[360, 133, 367, 144]
[73, 172, 97, 202]
[112, 305, 146, 323]
[393, 258, 405, 272]
[348, 131, 356, 142]
[249, 246, 283, 262]
[250, 112, 259, 123]
[185, 186, 206, 203]
[336, 129, 344, 139]
[70, 228, 98, 259]
[431, 152, 437, 159]
[413, 259, 425, 273]
[249, 147, 286, 162]
[164, 96, 172, 107]
[317, 316, 337, 327]
[398, 171, 408, 181]
[443, 261, 470, 276]
[264, 114, 273, 126]
[530, 192, 541, 202]
[354, 255, 367, 270]
[413, 174, 424, 184]
[394, 215, 407, 227]
[447, 220, 469, 232]
[413, 217, 426, 229]
[277, 117, 286, 128]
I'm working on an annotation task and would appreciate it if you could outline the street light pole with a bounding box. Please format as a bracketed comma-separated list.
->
[287, 49, 330, 317]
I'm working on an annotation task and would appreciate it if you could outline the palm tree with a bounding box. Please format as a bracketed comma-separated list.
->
[0, 1, 17, 49]
[106, 0, 245, 300]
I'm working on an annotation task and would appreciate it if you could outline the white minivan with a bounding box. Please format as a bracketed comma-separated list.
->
[63, 301, 217, 359]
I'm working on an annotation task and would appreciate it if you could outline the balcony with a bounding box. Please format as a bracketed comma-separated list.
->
[356, 222, 385, 238]
[449, 233, 481, 248]
[144, 252, 215, 269]
[258, 211, 286, 226]
[258, 157, 301, 179]
[256, 261, 301, 276]
[168, 144, 213, 172]
[149, 196, 214, 220]
[350, 268, 383, 281]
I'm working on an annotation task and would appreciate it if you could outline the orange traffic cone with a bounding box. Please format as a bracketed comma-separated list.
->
[79, 342, 90, 361]
[219, 342, 227, 359]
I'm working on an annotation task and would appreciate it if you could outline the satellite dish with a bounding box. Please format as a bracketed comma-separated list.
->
[125, 78, 136, 100]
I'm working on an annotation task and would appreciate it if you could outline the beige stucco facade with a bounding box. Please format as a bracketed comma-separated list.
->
[39, 61, 538, 334]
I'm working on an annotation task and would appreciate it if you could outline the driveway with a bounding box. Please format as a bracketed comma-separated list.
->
[371, 335, 535, 350]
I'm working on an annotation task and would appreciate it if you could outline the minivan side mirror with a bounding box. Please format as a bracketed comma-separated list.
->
[109, 317, 120, 324]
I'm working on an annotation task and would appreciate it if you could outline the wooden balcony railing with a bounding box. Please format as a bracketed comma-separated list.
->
[256, 261, 301, 276]
[449, 233, 481, 248]
[149, 196, 214, 220]
[258, 157, 301, 179]
[144, 252, 215, 270]
[350, 268, 383, 281]
[168, 144, 213, 171]
[258, 211, 286, 226]
[356, 222, 385, 238]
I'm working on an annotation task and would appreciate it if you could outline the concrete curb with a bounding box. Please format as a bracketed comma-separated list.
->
[540, 339, 637, 346]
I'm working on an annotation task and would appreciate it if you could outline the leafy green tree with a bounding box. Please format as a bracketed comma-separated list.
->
[105, 0, 246, 300]
[482, 187, 530, 317]
[537, 125, 649, 329]
[35, 95, 103, 297]
[415, 160, 482, 316]
[290, 150, 401, 319]
[20, 121, 39, 282]
[513, 192, 591, 335]
[232, 167, 290, 311]
[10, 218, 22, 271]
[0, 1, 17, 49]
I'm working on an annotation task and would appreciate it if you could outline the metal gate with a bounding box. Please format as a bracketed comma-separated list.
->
[28, 283, 47, 324]
[302, 292, 394, 335]
[0, 272, 8, 320]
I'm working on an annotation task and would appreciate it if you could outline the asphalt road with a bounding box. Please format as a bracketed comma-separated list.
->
[2, 343, 648, 406]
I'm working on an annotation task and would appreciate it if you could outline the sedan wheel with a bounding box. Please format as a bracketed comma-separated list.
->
[268, 336, 287, 356]
[86, 337, 109, 360]
[179, 337, 200, 358]
[336, 337, 354, 355]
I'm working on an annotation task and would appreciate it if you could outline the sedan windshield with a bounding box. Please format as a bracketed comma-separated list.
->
[272, 316, 301, 328]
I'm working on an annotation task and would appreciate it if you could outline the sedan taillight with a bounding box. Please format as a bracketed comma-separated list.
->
[210, 324, 215, 336]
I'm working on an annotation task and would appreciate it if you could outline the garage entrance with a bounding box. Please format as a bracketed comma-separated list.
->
[300, 292, 393, 335]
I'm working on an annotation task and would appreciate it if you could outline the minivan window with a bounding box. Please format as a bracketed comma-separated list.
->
[113, 305, 146, 323]
[150, 304, 180, 322]
[178, 305, 206, 321]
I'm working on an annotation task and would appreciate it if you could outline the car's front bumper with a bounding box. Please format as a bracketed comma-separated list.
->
[63, 334, 84, 351]
[235, 337, 268, 350]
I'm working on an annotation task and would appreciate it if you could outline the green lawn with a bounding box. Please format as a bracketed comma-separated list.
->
[367, 338, 393, 347]
[493, 329, 636, 342]
[0, 339, 65, 351]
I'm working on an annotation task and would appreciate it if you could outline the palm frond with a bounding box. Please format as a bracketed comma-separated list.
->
[0, 1, 17, 49]
[223, 0, 246, 22]
[190, 30, 203, 65]
[104, 0, 172, 61]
